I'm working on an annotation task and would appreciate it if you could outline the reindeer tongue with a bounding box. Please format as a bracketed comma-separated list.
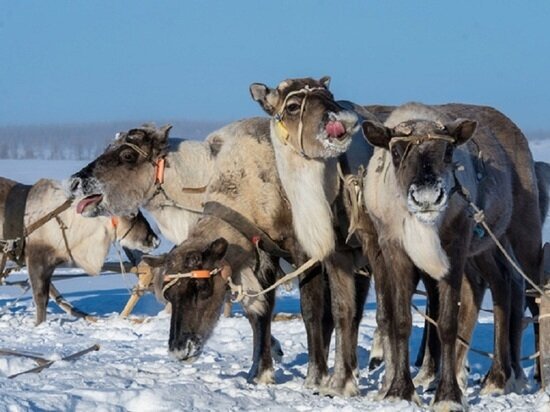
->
[76, 194, 103, 214]
[325, 121, 346, 139]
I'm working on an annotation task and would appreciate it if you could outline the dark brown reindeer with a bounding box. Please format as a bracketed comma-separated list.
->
[0, 177, 159, 324]
[361, 102, 542, 409]
[67, 120, 331, 384]
[250, 77, 376, 396]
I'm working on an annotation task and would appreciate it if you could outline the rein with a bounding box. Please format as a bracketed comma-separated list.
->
[273, 86, 328, 158]
[202, 201, 291, 260]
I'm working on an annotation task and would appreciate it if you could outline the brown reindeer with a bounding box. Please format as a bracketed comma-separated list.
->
[250, 77, 375, 396]
[361, 102, 542, 409]
[0, 177, 159, 325]
[67, 120, 333, 385]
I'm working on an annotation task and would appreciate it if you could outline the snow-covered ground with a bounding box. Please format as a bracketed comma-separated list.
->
[0, 143, 550, 411]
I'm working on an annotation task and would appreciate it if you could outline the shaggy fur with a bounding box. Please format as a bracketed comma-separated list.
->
[68, 120, 320, 384]
[250, 77, 372, 396]
[0, 177, 158, 324]
[362, 102, 542, 407]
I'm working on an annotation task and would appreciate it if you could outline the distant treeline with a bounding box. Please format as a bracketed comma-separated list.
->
[0, 121, 548, 160]
[0, 120, 225, 160]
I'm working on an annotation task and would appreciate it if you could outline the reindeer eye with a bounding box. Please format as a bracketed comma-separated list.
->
[120, 149, 138, 163]
[286, 103, 301, 115]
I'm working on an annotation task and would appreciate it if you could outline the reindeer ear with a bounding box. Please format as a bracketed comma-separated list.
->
[209, 237, 228, 260]
[142, 254, 166, 268]
[445, 119, 477, 146]
[249, 83, 279, 115]
[160, 124, 172, 137]
[362, 120, 391, 148]
[155, 124, 172, 143]
[319, 76, 331, 89]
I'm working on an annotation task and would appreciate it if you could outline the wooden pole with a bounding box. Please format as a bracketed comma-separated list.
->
[119, 262, 153, 318]
[8, 344, 100, 378]
[49, 283, 97, 322]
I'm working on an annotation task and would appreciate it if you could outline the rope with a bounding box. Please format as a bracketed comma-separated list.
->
[273, 86, 327, 158]
[24, 199, 72, 238]
[0, 284, 31, 315]
[464, 198, 550, 303]
[228, 257, 318, 302]
[111, 228, 132, 294]
[411, 303, 494, 359]
[54, 215, 76, 263]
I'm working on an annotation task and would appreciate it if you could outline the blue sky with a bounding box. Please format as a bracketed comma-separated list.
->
[1, 1, 549, 131]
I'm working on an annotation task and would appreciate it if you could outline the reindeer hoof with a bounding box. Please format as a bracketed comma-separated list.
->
[304, 372, 329, 391]
[480, 368, 508, 395]
[319, 375, 359, 397]
[252, 368, 275, 385]
[413, 368, 438, 393]
[432, 397, 469, 412]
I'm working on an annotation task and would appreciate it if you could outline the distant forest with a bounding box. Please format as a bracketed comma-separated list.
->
[0, 120, 225, 160]
[0, 121, 549, 160]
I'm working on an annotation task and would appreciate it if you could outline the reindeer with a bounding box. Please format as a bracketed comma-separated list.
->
[249, 77, 543, 404]
[0, 177, 159, 325]
[67, 121, 333, 385]
[249, 77, 379, 396]
[361, 102, 542, 409]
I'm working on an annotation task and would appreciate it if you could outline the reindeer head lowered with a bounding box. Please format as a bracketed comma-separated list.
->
[146, 238, 231, 362]
[362, 118, 477, 224]
[67, 124, 172, 217]
[250, 77, 359, 159]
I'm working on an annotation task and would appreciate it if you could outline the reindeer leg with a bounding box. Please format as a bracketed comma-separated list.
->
[414, 274, 441, 392]
[455, 266, 485, 392]
[299, 264, 332, 390]
[27, 257, 56, 326]
[351, 273, 369, 379]
[433, 238, 468, 410]
[320, 251, 359, 397]
[245, 288, 276, 384]
[508, 267, 526, 391]
[382, 244, 416, 402]
[477, 251, 513, 395]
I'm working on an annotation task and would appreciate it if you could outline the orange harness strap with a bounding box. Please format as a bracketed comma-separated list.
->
[155, 158, 166, 185]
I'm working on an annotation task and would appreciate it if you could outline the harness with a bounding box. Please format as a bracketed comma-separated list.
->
[202, 201, 291, 260]
[162, 267, 224, 296]
[123, 141, 295, 297]
[389, 132, 456, 168]
[121, 141, 205, 214]
[272, 85, 331, 158]
[1, 184, 73, 280]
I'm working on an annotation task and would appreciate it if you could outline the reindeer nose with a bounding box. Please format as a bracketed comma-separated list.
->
[170, 334, 203, 361]
[69, 177, 81, 193]
[408, 183, 447, 209]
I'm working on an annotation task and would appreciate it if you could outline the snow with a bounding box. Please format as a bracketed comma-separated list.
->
[0, 145, 550, 411]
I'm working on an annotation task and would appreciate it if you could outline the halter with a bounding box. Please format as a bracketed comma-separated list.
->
[162, 267, 223, 295]
[389, 133, 456, 165]
[111, 216, 137, 242]
[121, 141, 165, 185]
[273, 85, 330, 158]
[121, 141, 204, 214]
